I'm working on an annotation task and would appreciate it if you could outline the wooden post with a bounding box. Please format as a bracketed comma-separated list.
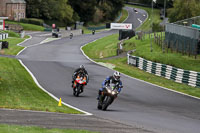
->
[167, 41, 169, 53]
[176, 41, 178, 53]
[162, 40, 165, 53]
[195, 43, 197, 59]
[182, 42, 184, 55]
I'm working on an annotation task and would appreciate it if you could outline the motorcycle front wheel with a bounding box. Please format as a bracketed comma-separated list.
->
[102, 96, 112, 111]
[73, 85, 81, 97]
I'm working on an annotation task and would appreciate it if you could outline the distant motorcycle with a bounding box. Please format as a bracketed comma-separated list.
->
[72, 73, 87, 97]
[70, 33, 73, 39]
[97, 83, 122, 111]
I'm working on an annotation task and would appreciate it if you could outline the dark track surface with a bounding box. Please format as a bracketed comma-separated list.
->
[1, 7, 200, 133]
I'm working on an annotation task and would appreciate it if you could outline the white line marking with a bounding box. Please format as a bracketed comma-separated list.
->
[25, 32, 41, 35]
[39, 33, 52, 37]
[16, 35, 32, 56]
[16, 34, 92, 116]
[40, 38, 61, 44]
[137, 10, 148, 28]
[122, 8, 130, 23]
[137, 18, 143, 24]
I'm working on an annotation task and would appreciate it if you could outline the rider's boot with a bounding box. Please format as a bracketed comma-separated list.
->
[96, 90, 101, 100]
[71, 81, 74, 88]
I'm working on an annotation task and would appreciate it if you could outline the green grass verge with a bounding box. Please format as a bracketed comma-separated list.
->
[0, 36, 29, 55]
[95, 58, 200, 98]
[0, 57, 81, 114]
[5, 21, 45, 31]
[1, 30, 20, 38]
[126, 4, 162, 31]
[82, 34, 118, 59]
[0, 35, 81, 114]
[126, 33, 200, 72]
[0, 124, 98, 133]
[117, 9, 129, 23]
[82, 9, 128, 34]
[82, 33, 200, 98]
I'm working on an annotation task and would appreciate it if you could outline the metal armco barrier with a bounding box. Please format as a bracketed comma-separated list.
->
[127, 52, 200, 88]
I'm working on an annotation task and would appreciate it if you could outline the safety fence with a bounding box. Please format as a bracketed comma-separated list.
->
[127, 52, 200, 88]
[0, 33, 8, 40]
[165, 23, 200, 57]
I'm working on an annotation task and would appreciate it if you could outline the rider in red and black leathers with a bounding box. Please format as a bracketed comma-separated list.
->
[72, 65, 89, 87]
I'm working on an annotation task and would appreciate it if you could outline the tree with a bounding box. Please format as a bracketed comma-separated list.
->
[155, 0, 173, 8]
[53, 0, 74, 24]
[25, 0, 41, 18]
[96, 0, 124, 22]
[69, 0, 97, 23]
[25, 0, 74, 25]
[168, 0, 200, 22]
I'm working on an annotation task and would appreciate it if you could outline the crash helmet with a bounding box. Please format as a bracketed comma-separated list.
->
[80, 65, 85, 69]
[113, 71, 120, 81]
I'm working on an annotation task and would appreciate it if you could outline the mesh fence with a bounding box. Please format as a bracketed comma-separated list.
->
[165, 16, 200, 55]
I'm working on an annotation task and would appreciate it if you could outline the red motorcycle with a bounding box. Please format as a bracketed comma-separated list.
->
[72, 73, 87, 97]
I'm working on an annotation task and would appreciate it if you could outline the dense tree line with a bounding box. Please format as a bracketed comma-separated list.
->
[168, 0, 200, 22]
[126, 0, 173, 8]
[25, 0, 124, 25]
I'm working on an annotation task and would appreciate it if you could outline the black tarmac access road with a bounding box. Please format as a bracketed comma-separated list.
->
[1, 6, 200, 133]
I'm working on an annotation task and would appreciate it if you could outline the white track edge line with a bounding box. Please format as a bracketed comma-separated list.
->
[16, 35, 92, 116]
[122, 7, 129, 23]
[18, 59, 92, 116]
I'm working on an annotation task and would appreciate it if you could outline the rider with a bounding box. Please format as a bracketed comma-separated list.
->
[72, 65, 89, 87]
[97, 71, 122, 100]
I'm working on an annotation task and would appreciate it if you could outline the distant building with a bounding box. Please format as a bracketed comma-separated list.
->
[0, 0, 26, 21]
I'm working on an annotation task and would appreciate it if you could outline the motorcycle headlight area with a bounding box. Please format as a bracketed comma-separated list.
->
[107, 89, 111, 93]
[111, 91, 116, 95]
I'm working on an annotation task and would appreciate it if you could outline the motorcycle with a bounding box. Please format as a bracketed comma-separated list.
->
[97, 83, 122, 111]
[72, 73, 87, 97]
[70, 33, 73, 39]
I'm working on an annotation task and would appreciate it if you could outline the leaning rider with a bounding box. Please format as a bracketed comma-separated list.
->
[97, 71, 122, 100]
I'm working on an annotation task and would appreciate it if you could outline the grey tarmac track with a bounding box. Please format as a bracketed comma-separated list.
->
[0, 109, 151, 133]
[1, 6, 200, 133]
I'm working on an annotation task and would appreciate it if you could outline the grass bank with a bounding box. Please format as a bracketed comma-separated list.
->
[117, 9, 129, 23]
[82, 33, 200, 98]
[0, 36, 29, 55]
[5, 21, 45, 31]
[0, 57, 81, 114]
[82, 9, 128, 34]
[0, 33, 81, 114]
[0, 124, 98, 133]
[82, 34, 118, 58]
[125, 33, 200, 72]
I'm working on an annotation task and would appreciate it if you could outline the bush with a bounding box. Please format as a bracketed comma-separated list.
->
[152, 22, 164, 32]
[20, 18, 44, 26]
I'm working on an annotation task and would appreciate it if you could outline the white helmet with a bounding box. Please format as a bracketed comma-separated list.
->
[80, 65, 85, 69]
[113, 71, 120, 81]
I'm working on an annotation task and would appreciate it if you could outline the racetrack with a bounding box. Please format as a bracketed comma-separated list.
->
[9, 6, 200, 133]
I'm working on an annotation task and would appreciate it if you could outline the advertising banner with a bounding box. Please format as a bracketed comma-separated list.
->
[110, 23, 132, 30]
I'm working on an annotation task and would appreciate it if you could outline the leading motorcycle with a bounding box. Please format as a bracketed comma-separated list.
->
[72, 73, 87, 97]
[97, 83, 122, 111]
